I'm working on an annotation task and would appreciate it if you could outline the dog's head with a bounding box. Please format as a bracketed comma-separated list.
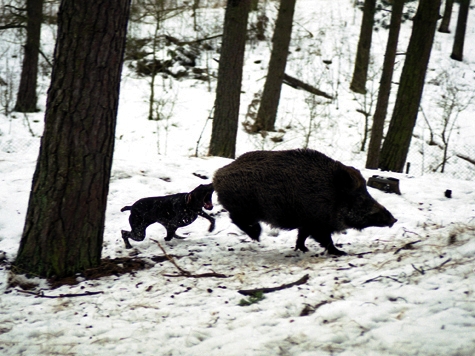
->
[187, 183, 214, 210]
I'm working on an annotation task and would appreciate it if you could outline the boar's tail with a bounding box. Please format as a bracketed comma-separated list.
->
[121, 206, 132, 212]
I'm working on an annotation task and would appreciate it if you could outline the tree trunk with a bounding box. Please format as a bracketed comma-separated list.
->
[450, 0, 469, 61]
[208, 0, 251, 158]
[438, 0, 453, 33]
[350, 0, 376, 94]
[253, 0, 296, 132]
[365, 0, 404, 169]
[15, 0, 131, 278]
[379, 0, 441, 173]
[13, 0, 44, 113]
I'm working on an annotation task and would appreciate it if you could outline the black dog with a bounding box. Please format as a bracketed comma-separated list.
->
[121, 183, 215, 249]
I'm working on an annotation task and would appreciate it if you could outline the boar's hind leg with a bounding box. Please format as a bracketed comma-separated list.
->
[311, 229, 347, 256]
[295, 228, 311, 252]
[230, 213, 262, 241]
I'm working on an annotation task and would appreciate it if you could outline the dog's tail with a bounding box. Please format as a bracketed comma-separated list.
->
[121, 206, 132, 212]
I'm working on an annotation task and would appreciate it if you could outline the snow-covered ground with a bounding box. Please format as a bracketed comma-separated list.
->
[1, 0, 475, 355]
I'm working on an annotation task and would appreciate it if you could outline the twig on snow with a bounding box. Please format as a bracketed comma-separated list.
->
[363, 275, 402, 284]
[300, 300, 328, 316]
[411, 264, 425, 275]
[151, 238, 229, 278]
[163, 272, 229, 278]
[394, 240, 422, 254]
[435, 258, 452, 269]
[355, 251, 372, 257]
[402, 228, 423, 238]
[238, 274, 310, 296]
[427, 258, 452, 272]
[16, 289, 103, 298]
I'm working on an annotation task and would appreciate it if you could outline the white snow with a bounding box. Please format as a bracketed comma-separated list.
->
[1, 0, 475, 355]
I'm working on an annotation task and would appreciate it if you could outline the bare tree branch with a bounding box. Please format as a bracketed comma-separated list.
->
[283, 74, 334, 99]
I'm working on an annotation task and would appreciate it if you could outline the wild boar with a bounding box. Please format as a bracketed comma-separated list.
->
[213, 149, 397, 255]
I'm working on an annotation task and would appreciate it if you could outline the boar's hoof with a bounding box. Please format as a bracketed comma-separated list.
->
[327, 246, 347, 256]
[294, 244, 309, 253]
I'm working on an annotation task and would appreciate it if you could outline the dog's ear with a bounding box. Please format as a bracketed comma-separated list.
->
[186, 193, 192, 205]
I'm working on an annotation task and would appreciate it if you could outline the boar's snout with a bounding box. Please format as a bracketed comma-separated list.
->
[388, 215, 397, 227]
[370, 203, 397, 227]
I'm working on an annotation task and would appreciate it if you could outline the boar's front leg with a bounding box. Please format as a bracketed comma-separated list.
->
[310, 229, 347, 256]
[229, 213, 262, 241]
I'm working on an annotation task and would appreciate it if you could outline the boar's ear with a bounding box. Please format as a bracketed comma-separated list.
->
[334, 165, 364, 193]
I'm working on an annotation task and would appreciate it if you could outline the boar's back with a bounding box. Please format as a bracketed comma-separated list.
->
[213, 149, 365, 231]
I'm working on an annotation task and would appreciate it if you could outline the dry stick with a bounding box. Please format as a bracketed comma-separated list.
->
[300, 300, 329, 316]
[16, 289, 103, 298]
[456, 153, 475, 166]
[151, 238, 190, 275]
[363, 275, 402, 284]
[411, 264, 425, 275]
[150, 238, 229, 278]
[394, 240, 422, 254]
[433, 258, 452, 269]
[238, 274, 310, 296]
[283, 74, 334, 99]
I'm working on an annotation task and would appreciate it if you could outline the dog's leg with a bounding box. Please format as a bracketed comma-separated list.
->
[121, 230, 134, 249]
[164, 226, 183, 241]
[198, 210, 215, 232]
[123, 212, 151, 248]
[122, 227, 147, 249]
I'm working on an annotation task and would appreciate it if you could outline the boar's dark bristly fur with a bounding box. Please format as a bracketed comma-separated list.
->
[213, 149, 397, 255]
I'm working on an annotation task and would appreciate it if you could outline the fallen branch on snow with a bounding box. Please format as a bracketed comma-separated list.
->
[300, 300, 329, 316]
[151, 238, 229, 279]
[363, 275, 403, 284]
[238, 274, 310, 296]
[283, 74, 334, 99]
[16, 289, 103, 298]
[394, 240, 422, 254]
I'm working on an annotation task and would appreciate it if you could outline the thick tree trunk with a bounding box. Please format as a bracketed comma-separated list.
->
[14, 0, 44, 113]
[379, 0, 441, 173]
[253, 0, 296, 132]
[350, 0, 376, 94]
[208, 0, 251, 158]
[365, 0, 404, 169]
[15, 0, 131, 278]
[450, 0, 469, 61]
[438, 0, 453, 33]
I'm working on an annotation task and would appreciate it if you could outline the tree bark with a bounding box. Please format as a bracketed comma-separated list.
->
[438, 0, 453, 33]
[15, 0, 131, 278]
[14, 0, 44, 113]
[379, 0, 441, 173]
[365, 0, 404, 169]
[450, 0, 469, 61]
[208, 0, 251, 158]
[350, 0, 376, 94]
[253, 0, 296, 132]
